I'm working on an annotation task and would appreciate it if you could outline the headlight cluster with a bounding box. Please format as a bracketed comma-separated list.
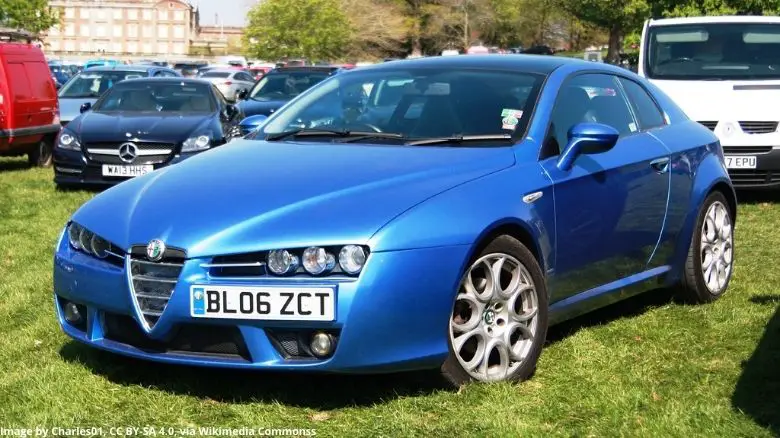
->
[67, 222, 118, 259]
[182, 135, 211, 152]
[266, 245, 368, 276]
[57, 130, 81, 151]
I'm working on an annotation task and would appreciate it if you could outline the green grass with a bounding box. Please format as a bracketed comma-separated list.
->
[1, 156, 779, 437]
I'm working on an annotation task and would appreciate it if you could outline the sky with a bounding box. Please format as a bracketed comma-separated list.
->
[193, 0, 257, 27]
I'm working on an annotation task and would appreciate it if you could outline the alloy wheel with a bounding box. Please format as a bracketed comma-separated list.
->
[700, 200, 733, 294]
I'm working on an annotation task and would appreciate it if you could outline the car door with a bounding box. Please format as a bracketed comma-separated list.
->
[540, 73, 671, 302]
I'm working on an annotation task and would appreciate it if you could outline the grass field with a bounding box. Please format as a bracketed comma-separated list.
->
[1, 156, 779, 437]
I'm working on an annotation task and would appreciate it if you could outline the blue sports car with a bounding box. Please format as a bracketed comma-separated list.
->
[53, 55, 736, 386]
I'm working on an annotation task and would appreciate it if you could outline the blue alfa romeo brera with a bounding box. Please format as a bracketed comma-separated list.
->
[53, 55, 736, 386]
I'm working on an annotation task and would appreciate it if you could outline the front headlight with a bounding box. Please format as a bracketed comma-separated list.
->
[302, 247, 336, 275]
[338, 245, 367, 275]
[67, 222, 84, 250]
[57, 130, 81, 150]
[181, 135, 211, 152]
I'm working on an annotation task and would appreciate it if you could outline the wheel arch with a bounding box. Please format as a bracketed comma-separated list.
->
[466, 219, 545, 274]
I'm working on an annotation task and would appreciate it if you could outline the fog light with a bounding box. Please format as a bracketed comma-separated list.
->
[63, 302, 82, 324]
[310, 332, 334, 358]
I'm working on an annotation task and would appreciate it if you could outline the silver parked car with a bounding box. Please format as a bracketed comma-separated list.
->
[199, 69, 255, 101]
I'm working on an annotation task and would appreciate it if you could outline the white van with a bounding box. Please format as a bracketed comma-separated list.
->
[639, 16, 780, 189]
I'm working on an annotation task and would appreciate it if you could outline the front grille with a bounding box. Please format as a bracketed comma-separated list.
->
[128, 246, 185, 329]
[723, 146, 774, 154]
[85, 142, 176, 165]
[103, 313, 251, 361]
[90, 154, 170, 165]
[699, 121, 718, 130]
[729, 170, 780, 186]
[739, 121, 779, 134]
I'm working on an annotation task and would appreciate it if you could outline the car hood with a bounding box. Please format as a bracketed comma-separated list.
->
[236, 99, 288, 117]
[69, 112, 214, 143]
[58, 97, 98, 123]
[72, 140, 516, 258]
[650, 79, 780, 121]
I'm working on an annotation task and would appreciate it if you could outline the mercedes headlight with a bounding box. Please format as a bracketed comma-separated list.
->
[57, 130, 81, 150]
[338, 245, 367, 275]
[182, 135, 211, 152]
[302, 247, 336, 275]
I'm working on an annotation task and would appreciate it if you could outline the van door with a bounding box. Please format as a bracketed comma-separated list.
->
[6, 62, 34, 134]
[22, 61, 57, 128]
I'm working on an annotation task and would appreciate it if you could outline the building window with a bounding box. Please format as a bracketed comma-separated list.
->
[64, 40, 76, 52]
[49, 40, 61, 51]
[173, 43, 185, 54]
[158, 25, 168, 38]
[157, 43, 168, 54]
[49, 26, 59, 36]
[64, 24, 75, 36]
[142, 9, 152, 20]
[158, 10, 168, 21]
[128, 9, 138, 20]
[96, 26, 105, 37]
[97, 9, 107, 20]
[173, 10, 184, 21]
[80, 41, 91, 52]
[128, 24, 138, 38]
[142, 42, 152, 54]
[173, 25, 184, 39]
[113, 9, 123, 20]
[142, 26, 152, 38]
[65, 8, 74, 18]
[112, 42, 123, 53]
[127, 41, 138, 53]
[80, 25, 90, 37]
[113, 26, 122, 37]
[79, 8, 89, 19]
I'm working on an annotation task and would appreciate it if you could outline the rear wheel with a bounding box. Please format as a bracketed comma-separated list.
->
[677, 192, 734, 304]
[441, 235, 548, 386]
[28, 139, 53, 167]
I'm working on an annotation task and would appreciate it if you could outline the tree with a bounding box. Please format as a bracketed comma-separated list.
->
[0, 0, 59, 34]
[243, 0, 351, 61]
[342, 0, 408, 59]
[560, 0, 650, 62]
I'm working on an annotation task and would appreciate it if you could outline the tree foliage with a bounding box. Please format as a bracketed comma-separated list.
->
[0, 0, 59, 34]
[243, 0, 351, 61]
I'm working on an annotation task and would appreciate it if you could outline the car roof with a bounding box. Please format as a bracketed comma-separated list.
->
[271, 66, 340, 73]
[118, 77, 210, 85]
[351, 54, 582, 75]
[82, 64, 171, 72]
[648, 15, 780, 26]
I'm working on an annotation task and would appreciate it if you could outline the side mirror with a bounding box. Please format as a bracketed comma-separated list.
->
[556, 122, 619, 171]
[79, 102, 92, 113]
[237, 89, 249, 100]
[238, 114, 269, 135]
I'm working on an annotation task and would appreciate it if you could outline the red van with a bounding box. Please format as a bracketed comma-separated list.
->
[0, 40, 61, 166]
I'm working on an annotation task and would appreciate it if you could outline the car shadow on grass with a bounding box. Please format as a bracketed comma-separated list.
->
[58, 342, 448, 408]
[732, 295, 780, 435]
[735, 190, 780, 205]
[0, 158, 32, 173]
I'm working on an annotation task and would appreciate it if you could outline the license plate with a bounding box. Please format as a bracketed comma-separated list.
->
[190, 286, 335, 321]
[102, 165, 153, 177]
[725, 155, 757, 169]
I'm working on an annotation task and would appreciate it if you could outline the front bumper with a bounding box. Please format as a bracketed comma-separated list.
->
[53, 233, 469, 372]
[52, 147, 200, 187]
[723, 146, 780, 189]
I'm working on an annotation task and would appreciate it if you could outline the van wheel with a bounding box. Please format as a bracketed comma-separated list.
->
[28, 140, 53, 167]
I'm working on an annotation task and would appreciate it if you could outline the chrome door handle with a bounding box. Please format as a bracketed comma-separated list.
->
[650, 157, 670, 174]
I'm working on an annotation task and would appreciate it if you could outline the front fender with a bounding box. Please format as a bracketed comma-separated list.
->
[368, 163, 555, 275]
[666, 148, 735, 286]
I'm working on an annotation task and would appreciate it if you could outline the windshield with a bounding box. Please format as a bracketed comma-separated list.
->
[92, 81, 216, 113]
[202, 71, 231, 78]
[259, 67, 543, 143]
[58, 71, 149, 98]
[646, 22, 780, 80]
[249, 71, 331, 101]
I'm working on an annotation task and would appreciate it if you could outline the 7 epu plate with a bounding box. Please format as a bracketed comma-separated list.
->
[190, 286, 335, 321]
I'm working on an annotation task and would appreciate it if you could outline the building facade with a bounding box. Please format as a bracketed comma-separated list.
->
[45, 0, 200, 58]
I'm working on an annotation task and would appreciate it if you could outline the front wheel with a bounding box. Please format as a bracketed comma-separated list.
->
[677, 191, 734, 304]
[441, 235, 548, 386]
[28, 140, 53, 167]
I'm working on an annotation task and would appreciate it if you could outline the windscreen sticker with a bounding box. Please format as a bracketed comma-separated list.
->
[501, 109, 523, 130]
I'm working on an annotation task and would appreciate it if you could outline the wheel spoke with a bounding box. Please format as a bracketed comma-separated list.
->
[489, 256, 507, 300]
[505, 322, 533, 361]
[451, 293, 482, 333]
[477, 338, 510, 381]
[453, 327, 486, 372]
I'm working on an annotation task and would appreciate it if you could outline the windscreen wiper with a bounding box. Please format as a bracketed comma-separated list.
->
[406, 134, 513, 146]
[267, 128, 403, 142]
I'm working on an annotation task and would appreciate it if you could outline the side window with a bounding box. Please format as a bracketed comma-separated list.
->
[618, 78, 666, 130]
[546, 73, 636, 156]
[153, 71, 164, 77]
[212, 85, 227, 107]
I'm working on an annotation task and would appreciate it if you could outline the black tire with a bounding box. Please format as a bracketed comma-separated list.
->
[28, 139, 53, 167]
[441, 235, 549, 387]
[676, 191, 734, 304]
